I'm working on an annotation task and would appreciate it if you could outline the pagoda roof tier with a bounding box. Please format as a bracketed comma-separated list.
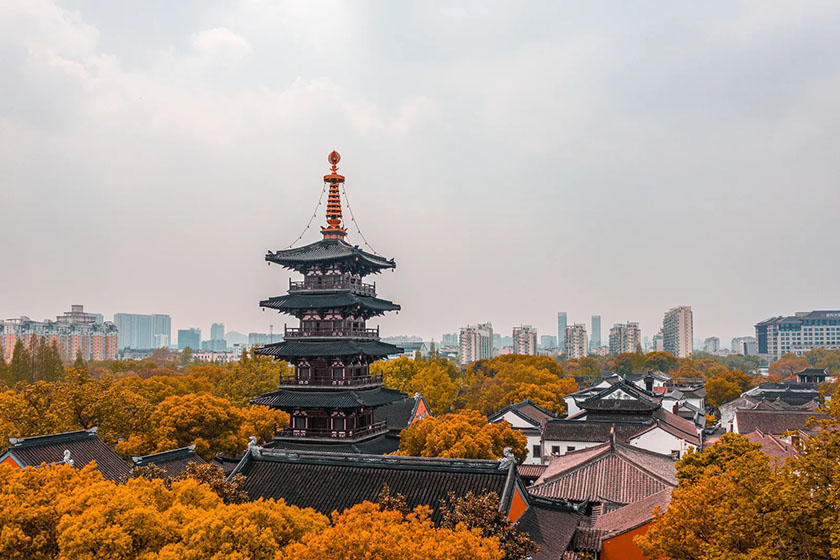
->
[265, 433, 402, 455]
[266, 239, 395, 275]
[260, 292, 400, 316]
[251, 387, 407, 409]
[254, 339, 402, 359]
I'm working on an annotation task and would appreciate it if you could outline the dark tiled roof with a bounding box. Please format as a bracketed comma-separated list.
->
[489, 399, 557, 428]
[577, 382, 660, 413]
[260, 293, 400, 315]
[542, 420, 650, 443]
[734, 409, 823, 435]
[255, 339, 401, 358]
[593, 488, 671, 536]
[251, 387, 406, 409]
[373, 395, 424, 431]
[3, 428, 132, 482]
[233, 448, 517, 524]
[517, 497, 584, 560]
[131, 445, 208, 477]
[530, 441, 676, 505]
[266, 239, 396, 274]
[265, 433, 401, 455]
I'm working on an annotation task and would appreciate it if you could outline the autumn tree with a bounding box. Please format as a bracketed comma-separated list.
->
[643, 351, 679, 373]
[704, 376, 741, 409]
[459, 362, 576, 416]
[282, 502, 502, 560]
[0, 350, 7, 388]
[610, 352, 646, 375]
[768, 353, 808, 379]
[803, 347, 840, 371]
[115, 394, 286, 459]
[398, 410, 527, 463]
[441, 491, 537, 560]
[636, 424, 840, 559]
[0, 462, 329, 560]
[373, 355, 459, 415]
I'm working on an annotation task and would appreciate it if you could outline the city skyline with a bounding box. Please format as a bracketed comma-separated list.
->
[2, 2, 839, 347]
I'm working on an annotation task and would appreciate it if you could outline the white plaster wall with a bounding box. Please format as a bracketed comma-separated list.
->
[629, 427, 691, 457]
[541, 439, 601, 457]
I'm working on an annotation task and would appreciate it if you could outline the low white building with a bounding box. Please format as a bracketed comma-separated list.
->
[488, 399, 557, 465]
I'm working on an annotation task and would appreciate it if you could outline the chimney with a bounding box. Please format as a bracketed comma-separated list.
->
[672, 402, 680, 415]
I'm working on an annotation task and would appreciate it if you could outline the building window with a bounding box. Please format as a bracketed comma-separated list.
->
[332, 367, 344, 379]
[532, 445, 541, 458]
[332, 417, 345, 430]
[567, 446, 576, 452]
[551, 446, 560, 455]
[293, 416, 306, 429]
[298, 367, 310, 379]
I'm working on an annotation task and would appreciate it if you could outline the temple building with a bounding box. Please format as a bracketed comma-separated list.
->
[251, 151, 407, 454]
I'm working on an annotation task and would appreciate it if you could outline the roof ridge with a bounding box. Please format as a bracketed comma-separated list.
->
[132, 445, 197, 464]
[9, 427, 98, 448]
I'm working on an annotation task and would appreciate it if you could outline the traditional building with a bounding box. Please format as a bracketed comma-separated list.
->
[0, 427, 132, 482]
[250, 152, 406, 454]
[231, 445, 532, 524]
[131, 445, 208, 477]
[488, 398, 557, 464]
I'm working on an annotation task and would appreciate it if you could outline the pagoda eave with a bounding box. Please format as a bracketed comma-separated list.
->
[254, 340, 402, 359]
[251, 387, 407, 409]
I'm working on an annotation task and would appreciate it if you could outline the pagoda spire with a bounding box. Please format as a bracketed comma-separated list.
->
[321, 150, 347, 239]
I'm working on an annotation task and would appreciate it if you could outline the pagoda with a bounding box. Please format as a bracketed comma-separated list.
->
[251, 151, 406, 453]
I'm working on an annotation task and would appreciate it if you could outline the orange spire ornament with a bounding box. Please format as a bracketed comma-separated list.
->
[321, 150, 347, 239]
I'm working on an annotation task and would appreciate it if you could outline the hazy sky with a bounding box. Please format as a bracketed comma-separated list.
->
[2, 1, 839, 347]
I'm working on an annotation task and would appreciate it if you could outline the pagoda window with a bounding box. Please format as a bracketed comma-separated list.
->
[332, 366, 344, 379]
[332, 417, 346, 431]
[298, 367, 310, 380]
[293, 416, 306, 429]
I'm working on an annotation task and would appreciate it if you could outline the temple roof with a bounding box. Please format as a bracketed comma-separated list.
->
[266, 239, 395, 275]
[254, 339, 401, 359]
[488, 398, 558, 428]
[260, 292, 400, 316]
[251, 386, 407, 409]
[229, 447, 520, 524]
[131, 445, 208, 477]
[529, 440, 676, 505]
[1, 427, 132, 482]
[265, 433, 401, 455]
[576, 382, 661, 413]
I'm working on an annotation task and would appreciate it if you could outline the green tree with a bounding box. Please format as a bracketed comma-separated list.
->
[8, 339, 33, 384]
[33, 339, 64, 382]
[0, 347, 8, 387]
[181, 347, 194, 366]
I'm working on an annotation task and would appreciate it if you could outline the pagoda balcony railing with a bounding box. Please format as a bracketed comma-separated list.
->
[275, 421, 388, 441]
[284, 326, 380, 340]
[289, 277, 376, 296]
[278, 373, 384, 388]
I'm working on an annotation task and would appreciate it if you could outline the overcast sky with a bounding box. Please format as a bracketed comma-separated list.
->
[2, 1, 839, 347]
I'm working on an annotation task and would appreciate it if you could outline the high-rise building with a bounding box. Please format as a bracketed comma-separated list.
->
[590, 315, 601, 351]
[557, 312, 567, 355]
[755, 310, 840, 361]
[652, 331, 664, 352]
[1, 305, 118, 362]
[441, 333, 458, 347]
[113, 313, 171, 350]
[248, 332, 283, 346]
[211, 323, 225, 341]
[565, 324, 588, 358]
[540, 335, 557, 350]
[703, 337, 720, 353]
[178, 328, 201, 351]
[459, 322, 493, 364]
[608, 322, 641, 355]
[512, 325, 538, 355]
[663, 306, 693, 358]
[731, 336, 758, 355]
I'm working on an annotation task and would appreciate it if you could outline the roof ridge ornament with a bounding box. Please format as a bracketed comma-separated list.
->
[63, 449, 74, 466]
[321, 150, 347, 240]
[498, 447, 515, 470]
